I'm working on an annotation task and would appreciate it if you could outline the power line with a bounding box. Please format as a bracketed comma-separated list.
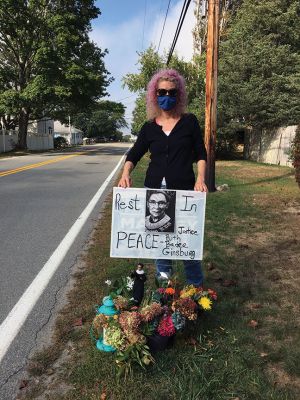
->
[157, 0, 172, 53]
[167, 0, 191, 64]
[153, 0, 165, 45]
[114, 94, 136, 102]
[166, 0, 191, 65]
[170, 0, 188, 51]
[122, 100, 138, 106]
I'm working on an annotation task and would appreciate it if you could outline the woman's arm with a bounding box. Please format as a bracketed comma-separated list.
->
[190, 114, 208, 192]
[118, 124, 149, 188]
[194, 159, 208, 192]
[118, 161, 134, 188]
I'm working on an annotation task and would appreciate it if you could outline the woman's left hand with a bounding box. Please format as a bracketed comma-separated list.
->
[194, 178, 208, 192]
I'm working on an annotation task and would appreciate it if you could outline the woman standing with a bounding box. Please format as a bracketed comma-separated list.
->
[118, 69, 207, 286]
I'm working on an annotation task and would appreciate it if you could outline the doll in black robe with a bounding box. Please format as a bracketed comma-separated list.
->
[131, 263, 147, 306]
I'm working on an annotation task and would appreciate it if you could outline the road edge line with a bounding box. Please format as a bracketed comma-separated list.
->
[0, 154, 125, 363]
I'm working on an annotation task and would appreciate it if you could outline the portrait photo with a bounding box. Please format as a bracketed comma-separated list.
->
[145, 190, 176, 233]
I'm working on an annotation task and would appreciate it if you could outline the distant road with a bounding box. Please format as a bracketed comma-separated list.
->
[0, 143, 130, 399]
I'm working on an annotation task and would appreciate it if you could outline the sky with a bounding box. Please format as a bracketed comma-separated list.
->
[90, 0, 197, 133]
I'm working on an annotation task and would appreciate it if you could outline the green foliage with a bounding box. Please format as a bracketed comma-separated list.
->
[0, 0, 112, 148]
[108, 276, 133, 299]
[185, 53, 206, 125]
[122, 135, 132, 142]
[125, 1, 299, 155]
[54, 136, 68, 149]
[131, 94, 147, 135]
[218, 0, 300, 130]
[72, 100, 127, 139]
[122, 46, 163, 135]
[114, 131, 124, 142]
[123, 46, 164, 93]
[116, 343, 155, 379]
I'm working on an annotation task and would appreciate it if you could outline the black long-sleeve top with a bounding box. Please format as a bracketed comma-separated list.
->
[126, 113, 207, 190]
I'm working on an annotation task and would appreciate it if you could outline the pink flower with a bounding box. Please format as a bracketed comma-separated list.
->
[208, 289, 217, 300]
[157, 315, 176, 337]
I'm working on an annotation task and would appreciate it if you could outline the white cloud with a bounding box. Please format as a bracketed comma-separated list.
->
[90, 18, 141, 96]
[90, 1, 196, 133]
[90, 17, 143, 132]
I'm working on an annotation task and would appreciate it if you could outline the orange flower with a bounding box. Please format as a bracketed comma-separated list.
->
[165, 287, 175, 295]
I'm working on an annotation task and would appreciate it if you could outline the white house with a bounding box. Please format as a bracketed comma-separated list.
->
[27, 118, 54, 136]
[0, 117, 54, 152]
[53, 121, 83, 145]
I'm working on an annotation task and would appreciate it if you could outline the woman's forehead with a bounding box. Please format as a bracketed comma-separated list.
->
[157, 80, 176, 89]
[149, 193, 167, 201]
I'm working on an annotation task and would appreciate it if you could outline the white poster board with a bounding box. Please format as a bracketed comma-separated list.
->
[110, 188, 206, 260]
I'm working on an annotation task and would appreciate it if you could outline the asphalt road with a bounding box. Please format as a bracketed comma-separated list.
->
[0, 143, 131, 399]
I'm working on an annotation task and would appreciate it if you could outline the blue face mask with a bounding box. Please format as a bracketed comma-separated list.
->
[157, 95, 177, 111]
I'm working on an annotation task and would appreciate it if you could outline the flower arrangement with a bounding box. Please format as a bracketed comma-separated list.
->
[91, 271, 217, 377]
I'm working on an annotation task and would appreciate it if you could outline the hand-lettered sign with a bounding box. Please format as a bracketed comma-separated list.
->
[110, 187, 206, 260]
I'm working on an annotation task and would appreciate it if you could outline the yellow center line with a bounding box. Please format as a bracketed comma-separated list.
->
[0, 152, 85, 178]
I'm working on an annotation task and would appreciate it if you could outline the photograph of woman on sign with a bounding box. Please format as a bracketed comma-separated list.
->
[145, 190, 176, 233]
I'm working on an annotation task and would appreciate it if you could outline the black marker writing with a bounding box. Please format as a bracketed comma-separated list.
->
[180, 195, 197, 212]
[116, 232, 159, 249]
[177, 226, 198, 235]
[115, 193, 141, 211]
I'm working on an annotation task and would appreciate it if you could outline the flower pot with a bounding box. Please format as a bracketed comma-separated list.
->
[147, 333, 174, 353]
[96, 296, 118, 316]
[96, 336, 115, 352]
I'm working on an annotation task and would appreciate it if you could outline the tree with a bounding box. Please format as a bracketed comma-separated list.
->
[218, 0, 300, 131]
[122, 135, 132, 143]
[123, 46, 164, 94]
[122, 47, 162, 135]
[193, 0, 243, 56]
[72, 101, 128, 139]
[0, 0, 112, 149]
[130, 94, 147, 135]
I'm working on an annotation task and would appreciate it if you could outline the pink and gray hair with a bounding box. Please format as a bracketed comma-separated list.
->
[146, 69, 187, 120]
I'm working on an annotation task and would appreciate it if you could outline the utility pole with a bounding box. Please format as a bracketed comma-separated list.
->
[69, 115, 72, 145]
[204, 0, 220, 192]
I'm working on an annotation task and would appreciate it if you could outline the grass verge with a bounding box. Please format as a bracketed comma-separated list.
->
[20, 158, 300, 400]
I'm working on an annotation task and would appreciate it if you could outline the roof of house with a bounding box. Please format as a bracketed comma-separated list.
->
[53, 121, 83, 134]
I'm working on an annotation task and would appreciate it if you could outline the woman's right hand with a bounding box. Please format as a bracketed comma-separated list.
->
[118, 173, 132, 188]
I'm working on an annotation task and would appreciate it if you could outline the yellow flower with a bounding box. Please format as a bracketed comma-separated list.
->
[180, 291, 189, 299]
[199, 296, 212, 311]
[180, 288, 197, 298]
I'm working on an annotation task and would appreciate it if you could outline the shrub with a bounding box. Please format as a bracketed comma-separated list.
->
[54, 136, 68, 149]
